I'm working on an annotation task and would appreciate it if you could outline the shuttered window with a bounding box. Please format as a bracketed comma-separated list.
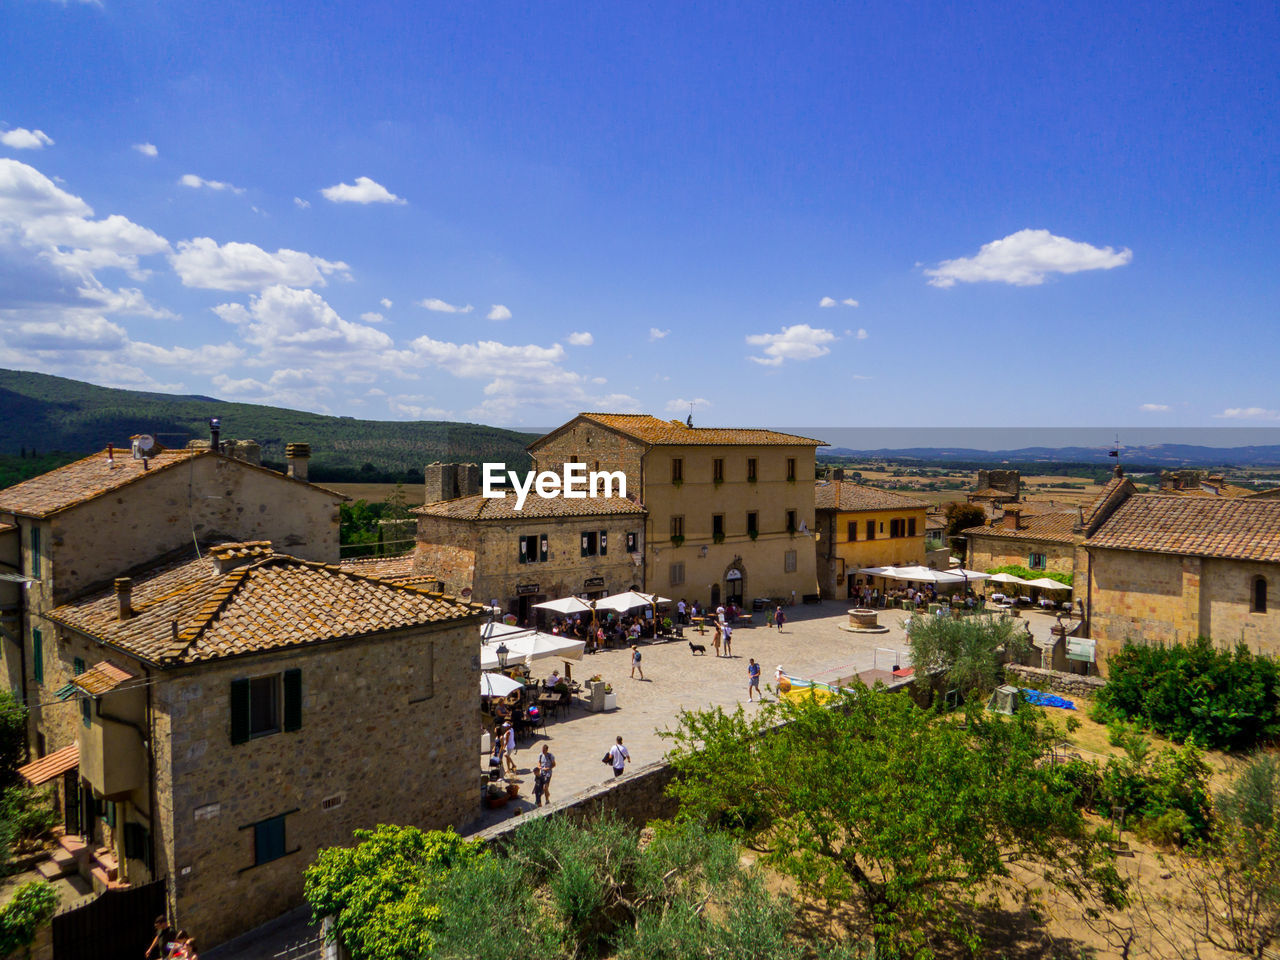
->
[32, 629, 42, 685]
[253, 814, 287, 865]
[230, 678, 250, 744]
[233, 671, 302, 744]
[283, 669, 302, 732]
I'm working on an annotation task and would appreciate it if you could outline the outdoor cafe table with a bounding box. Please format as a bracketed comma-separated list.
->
[690, 616, 710, 634]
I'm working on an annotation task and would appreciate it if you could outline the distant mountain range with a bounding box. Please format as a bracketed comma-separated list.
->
[0, 369, 537, 481]
[820, 445, 1280, 467]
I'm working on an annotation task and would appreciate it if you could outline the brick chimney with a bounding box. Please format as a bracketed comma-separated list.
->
[285, 442, 311, 482]
[1002, 507, 1022, 530]
[114, 578, 133, 621]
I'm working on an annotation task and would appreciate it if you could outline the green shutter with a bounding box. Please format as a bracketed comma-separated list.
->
[73, 657, 85, 676]
[229, 678, 250, 744]
[283, 669, 302, 732]
[32, 629, 43, 685]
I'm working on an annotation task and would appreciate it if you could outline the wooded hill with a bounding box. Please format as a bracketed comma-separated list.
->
[0, 369, 537, 483]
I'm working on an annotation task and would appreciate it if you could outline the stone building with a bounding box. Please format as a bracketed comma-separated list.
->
[0, 443, 344, 758]
[813, 478, 929, 598]
[967, 469, 1020, 505]
[412, 493, 646, 622]
[42, 541, 484, 947]
[963, 507, 1082, 581]
[424, 462, 481, 504]
[528, 414, 825, 608]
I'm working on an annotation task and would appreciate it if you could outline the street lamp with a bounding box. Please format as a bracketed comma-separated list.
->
[495, 643, 510, 671]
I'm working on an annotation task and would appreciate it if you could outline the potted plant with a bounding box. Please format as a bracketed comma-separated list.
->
[660, 616, 674, 636]
[587, 675, 608, 712]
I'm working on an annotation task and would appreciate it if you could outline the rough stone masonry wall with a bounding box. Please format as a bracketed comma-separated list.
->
[530, 422, 646, 485]
[155, 616, 481, 949]
[1005, 663, 1107, 696]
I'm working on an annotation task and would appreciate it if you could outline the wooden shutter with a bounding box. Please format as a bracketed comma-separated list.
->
[539, 535, 548, 562]
[32, 629, 42, 685]
[599, 531, 607, 555]
[283, 669, 302, 732]
[230, 678, 250, 744]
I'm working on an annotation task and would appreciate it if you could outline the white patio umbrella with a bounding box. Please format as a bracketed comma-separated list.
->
[481, 672, 524, 698]
[532, 596, 595, 615]
[480, 632, 586, 670]
[593, 590, 670, 613]
[1024, 577, 1072, 591]
[988, 572, 1030, 585]
[480, 621, 532, 642]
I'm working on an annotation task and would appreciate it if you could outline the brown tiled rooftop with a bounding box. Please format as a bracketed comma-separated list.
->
[814, 482, 929, 513]
[566, 414, 825, 447]
[413, 492, 646, 521]
[0, 447, 344, 520]
[1080, 476, 1135, 533]
[73, 660, 135, 696]
[337, 555, 421, 582]
[968, 486, 1017, 499]
[50, 545, 486, 666]
[17, 743, 79, 786]
[963, 511, 1079, 544]
[1085, 495, 1280, 563]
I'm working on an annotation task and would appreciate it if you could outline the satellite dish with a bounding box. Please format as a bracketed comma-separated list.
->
[135, 435, 156, 453]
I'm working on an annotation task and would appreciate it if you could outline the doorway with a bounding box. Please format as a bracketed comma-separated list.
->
[725, 564, 745, 605]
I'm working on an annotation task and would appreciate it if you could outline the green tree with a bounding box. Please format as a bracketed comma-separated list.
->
[662, 687, 1125, 958]
[0, 692, 28, 786]
[943, 501, 985, 539]
[0, 881, 58, 956]
[906, 613, 1032, 699]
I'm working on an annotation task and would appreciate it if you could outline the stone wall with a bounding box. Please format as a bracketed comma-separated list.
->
[424, 463, 482, 504]
[966, 534, 1076, 579]
[529, 421, 646, 483]
[1004, 663, 1106, 696]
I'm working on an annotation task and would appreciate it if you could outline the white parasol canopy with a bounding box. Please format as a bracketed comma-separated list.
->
[988, 572, 1030, 585]
[481, 673, 524, 698]
[862, 565, 988, 585]
[593, 590, 671, 613]
[1023, 577, 1072, 591]
[532, 596, 595, 615]
[480, 632, 587, 670]
[480, 621, 532, 642]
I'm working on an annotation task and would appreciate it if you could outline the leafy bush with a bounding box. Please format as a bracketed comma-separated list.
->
[907, 614, 1032, 697]
[0, 693, 28, 787]
[1095, 732, 1212, 845]
[1097, 637, 1280, 750]
[0, 881, 57, 956]
[0, 786, 59, 853]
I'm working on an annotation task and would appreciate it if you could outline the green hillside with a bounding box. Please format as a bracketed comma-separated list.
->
[0, 368, 537, 483]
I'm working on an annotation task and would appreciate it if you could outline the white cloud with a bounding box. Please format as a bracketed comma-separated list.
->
[132, 142, 158, 158]
[856, 328, 868, 340]
[170, 237, 350, 291]
[1138, 403, 1170, 413]
[842, 298, 859, 307]
[1214, 407, 1280, 421]
[820, 296, 858, 308]
[926, 229, 1133, 288]
[380, 297, 392, 309]
[649, 327, 671, 341]
[487, 304, 512, 321]
[320, 176, 405, 205]
[567, 331, 593, 346]
[360, 311, 385, 324]
[665, 397, 709, 414]
[418, 298, 474, 314]
[745, 324, 837, 366]
[0, 128, 54, 150]
[293, 196, 310, 209]
[213, 285, 393, 356]
[179, 173, 244, 195]
[819, 296, 837, 308]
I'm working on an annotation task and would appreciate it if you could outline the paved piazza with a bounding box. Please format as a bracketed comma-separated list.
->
[465, 601, 1060, 832]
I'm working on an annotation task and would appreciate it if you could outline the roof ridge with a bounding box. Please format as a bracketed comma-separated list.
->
[161, 565, 253, 662]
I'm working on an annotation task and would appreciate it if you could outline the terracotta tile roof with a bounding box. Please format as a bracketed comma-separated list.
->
[337, 555, 421, 582]
[413, 492, 646, 521]
[968, 487, 1018, 499]
[0, 522, 14, 535]
[1080, 476, 1134, 533]
[814, 482, 929, 513]
[963, 511, 1079, 545]
[1085, 495, 1280, 563]
[571, 414, 825, 447]
[0, 447, 344, 520]
[18, 743, 78, 786]
[73, 661, 135, 696]
[49, 545, 486, 666]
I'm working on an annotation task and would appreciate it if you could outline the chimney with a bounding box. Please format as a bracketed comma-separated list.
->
[285, 442, 311, 482]
[114, 578, 133, 621]
[1002, 507, 1022, 530]
[209, 541, 274, 574]
[209, 417, 221, 454]
[832, 468, 845, 482]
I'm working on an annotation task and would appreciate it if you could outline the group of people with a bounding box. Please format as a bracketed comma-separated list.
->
[854, 583, 981, 611]
[548, 613, 652, 653]
[146, 917, 197, 959]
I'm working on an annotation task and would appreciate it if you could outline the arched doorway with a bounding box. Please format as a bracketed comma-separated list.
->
[725, 562, 745, 605]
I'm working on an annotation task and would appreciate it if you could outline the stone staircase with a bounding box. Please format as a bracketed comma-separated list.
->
[52, 833, 129, 891]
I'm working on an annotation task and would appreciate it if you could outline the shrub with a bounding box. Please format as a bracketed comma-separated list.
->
[1096, 739, 1212, 845]
[0, 693, 26, 787]
[1098, 637, 1280, 750]
[0, 881, 57, 956]
[0, 786, 59, 852]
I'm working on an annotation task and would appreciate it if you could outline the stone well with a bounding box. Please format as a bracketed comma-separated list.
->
[848, 608, 879, 628]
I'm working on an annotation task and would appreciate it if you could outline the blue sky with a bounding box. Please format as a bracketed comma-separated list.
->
[2, 0, 1278, 429]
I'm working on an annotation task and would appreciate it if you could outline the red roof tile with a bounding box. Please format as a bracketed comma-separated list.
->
[413, 492, 646, 521]
[814, 482, 929, 512]
[1085, 495, 1280, 563]
[560, 414, 824, 447]
[18, 743, 78, 786]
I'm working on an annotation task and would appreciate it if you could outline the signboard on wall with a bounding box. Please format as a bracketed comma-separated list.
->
[584, 576, 605, 588]
[516, 583, 540, 596]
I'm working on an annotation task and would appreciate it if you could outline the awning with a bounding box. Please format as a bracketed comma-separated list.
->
[481, 673, 525, 698]
[17, 743, 78, 786]
[481, 632, 586, 670]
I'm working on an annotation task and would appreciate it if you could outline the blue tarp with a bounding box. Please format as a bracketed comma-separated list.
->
[1020, 688, 1076, 710]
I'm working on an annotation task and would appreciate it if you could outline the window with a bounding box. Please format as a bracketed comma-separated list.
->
[1253, 577, 1268, 614]
[671, 458, 684, 483]
[230, 670, 302, 745]
[625, 531, 638, 553]
[1029, 553, 1047, 571]
[251, 813, 292, 866]
[784, 550, 797, 573]
[908, 517, 917, 537]
[32, 629, 42, 685]
[670, 516, 684, 539]
[712, 514, 724, 538]
[865, 520, 876, 541]
[29, 527, 40, 579]
[669, 562, 685, 587]
[746, 458, 758, 482]
[712, 459, 724, 483]
[786, 510, 797, 533]
[889, 519, 905, 538]
[747, 512, 759, 537]
[847, 522, 857, 542]
[786, 458, 797, 481]
[519, 534, 548, 564]
[581, 531, 598, 557]
[599, 530, 607, 556]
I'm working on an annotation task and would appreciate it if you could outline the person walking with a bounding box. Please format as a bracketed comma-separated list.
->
[630, 644, 644, 680]
[502, 721, 517, 774]
[677, 598, 687, 625]
[712, 621, 722, 657]
[747, 658, 761, 700]
[608, 735, 630, 777]
[535, 744, 556, 806]
[722, 622, 733, 657]
[775, 606, 786, 632]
